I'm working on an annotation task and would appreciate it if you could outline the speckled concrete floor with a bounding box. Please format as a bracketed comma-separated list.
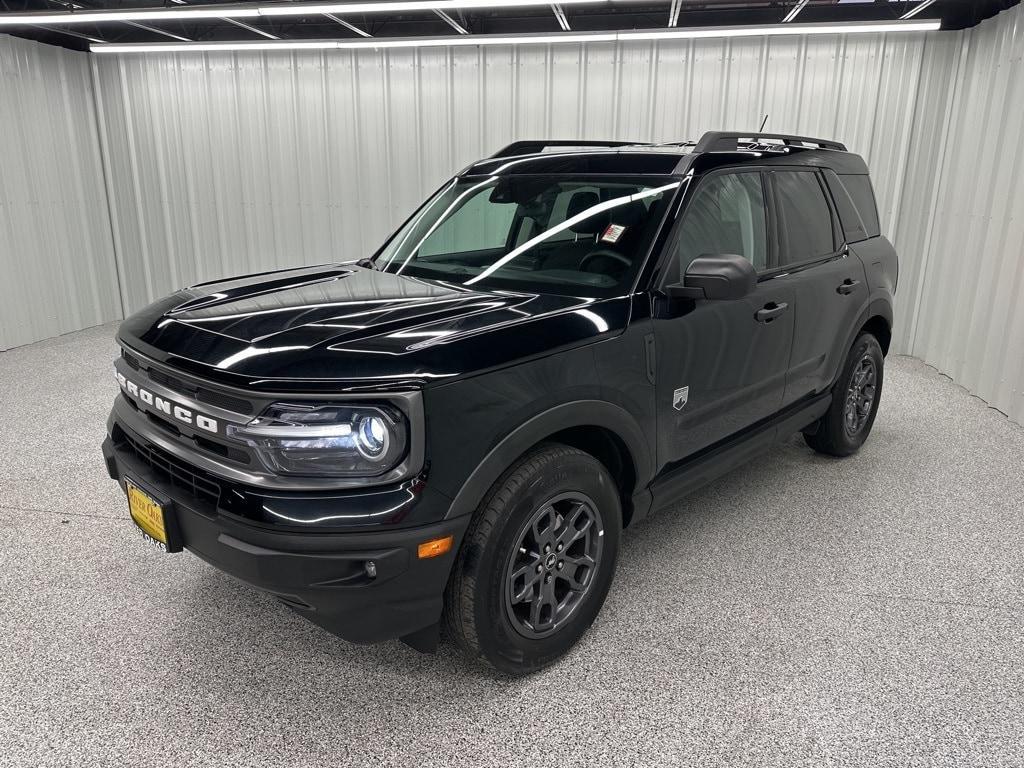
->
[2, 323, 1023, 768]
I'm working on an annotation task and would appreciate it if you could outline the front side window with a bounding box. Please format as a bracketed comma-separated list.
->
[666, 171, 768, 282]
[375, 175, 679, 297]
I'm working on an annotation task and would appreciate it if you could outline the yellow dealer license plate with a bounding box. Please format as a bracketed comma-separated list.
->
[125, 478, 181, 552]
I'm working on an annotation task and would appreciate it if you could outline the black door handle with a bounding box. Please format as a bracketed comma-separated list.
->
[836, 279, 861, 295]
[755, 302, 789, 323]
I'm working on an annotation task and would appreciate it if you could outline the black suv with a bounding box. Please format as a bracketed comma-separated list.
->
[102, 131, 896, 674]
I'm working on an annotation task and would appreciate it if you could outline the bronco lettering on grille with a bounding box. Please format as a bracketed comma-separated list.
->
[115, 370, 219, 434]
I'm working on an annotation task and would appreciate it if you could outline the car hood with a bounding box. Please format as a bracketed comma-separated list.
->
[117, 264, 629, 391]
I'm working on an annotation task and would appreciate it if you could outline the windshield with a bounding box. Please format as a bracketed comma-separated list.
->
[375, 175, 680, 296]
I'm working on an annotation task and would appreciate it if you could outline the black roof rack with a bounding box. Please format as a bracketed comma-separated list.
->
[694, 131, 847, 153]
[490, 140, 642, 158]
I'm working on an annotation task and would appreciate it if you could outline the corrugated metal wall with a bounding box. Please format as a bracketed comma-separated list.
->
[7, 12, 1021, 420]
[0, 34, 121, 350]
[91, 32, 931, 316]
[902, 4, 1024, 423]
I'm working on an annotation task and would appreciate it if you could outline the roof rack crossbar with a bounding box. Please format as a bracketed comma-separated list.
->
[490, 140, 643, 159]
[694, 131, 847, 153]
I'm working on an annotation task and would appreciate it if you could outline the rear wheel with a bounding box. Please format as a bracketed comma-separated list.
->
[444, 443, 621, 675]
[804, 332, 884, 456]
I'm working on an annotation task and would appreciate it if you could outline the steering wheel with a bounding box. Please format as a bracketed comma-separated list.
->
[579, 248, 632, 273]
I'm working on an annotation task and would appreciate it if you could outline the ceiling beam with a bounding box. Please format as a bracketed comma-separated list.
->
[122, 20, 191, 41]
[782, 0, 809, 23]
[35, 22, 105, 42]
[551, 3, 570, 31]
[322, 12, 371, 36]
[434, 9, 469, 33]
[901, 0, 939, 20]
[221, 16, 278, 39]
[667, 0, 681, 27]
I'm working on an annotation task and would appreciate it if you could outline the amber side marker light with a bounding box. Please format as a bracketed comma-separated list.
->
[418, 535, 454, 559]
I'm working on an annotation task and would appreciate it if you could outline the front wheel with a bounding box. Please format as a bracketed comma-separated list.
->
[804, 332, 884, 457]
[443, 443, 621, 675]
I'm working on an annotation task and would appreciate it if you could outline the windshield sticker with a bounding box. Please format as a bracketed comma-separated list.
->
[601, 224, 626, 243]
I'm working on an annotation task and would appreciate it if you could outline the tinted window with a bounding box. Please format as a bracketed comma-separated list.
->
[668, 172, 768, 279]
[419, 190, 516, 256]
[376, 176, 677, 297]
[771, 171, 836, 266]
[839, 174, 881, 238]
[822, 169, 868, 243]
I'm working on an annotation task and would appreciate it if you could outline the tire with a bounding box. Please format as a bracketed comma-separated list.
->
[443, 443, 622, 676]
[804, 332, 884, 457]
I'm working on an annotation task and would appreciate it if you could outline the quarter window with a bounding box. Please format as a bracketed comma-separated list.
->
[770, 170, 836, 267]
[823, 169, 869, 243]
[668, 172, 768, 279]
[838, 174, 881, 238]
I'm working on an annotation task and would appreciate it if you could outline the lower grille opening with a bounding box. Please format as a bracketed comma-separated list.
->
[113, 424, 223, 508]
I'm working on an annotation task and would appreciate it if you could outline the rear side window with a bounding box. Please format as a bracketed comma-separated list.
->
[838, 174, 881, 238]
[770, 170, 836, 267]
[823, 169, 869, 243]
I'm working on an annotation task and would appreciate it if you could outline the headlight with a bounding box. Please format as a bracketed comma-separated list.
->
[227, 403, 407, 477]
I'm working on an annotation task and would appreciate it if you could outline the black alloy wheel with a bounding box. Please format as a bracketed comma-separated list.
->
[503, 492, 604, 638]
[844, 355, 878, 436]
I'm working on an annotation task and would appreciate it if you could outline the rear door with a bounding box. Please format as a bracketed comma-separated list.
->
[652, 169, 795, 469]
[766, 169, 870, 406]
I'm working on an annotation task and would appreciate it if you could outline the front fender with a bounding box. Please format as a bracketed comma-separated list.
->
[445, 399, 653, 520]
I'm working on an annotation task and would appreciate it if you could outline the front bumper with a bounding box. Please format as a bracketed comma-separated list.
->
[102, 434, 470, 646]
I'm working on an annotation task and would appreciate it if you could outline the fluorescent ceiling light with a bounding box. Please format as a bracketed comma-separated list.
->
[89, 20, 942, 53]
[0, 7, 262, 24]
[0, 0, 635, 26]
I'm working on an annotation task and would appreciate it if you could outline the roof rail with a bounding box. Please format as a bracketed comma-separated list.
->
[490, 140, 642, 159]
[694, 131, 847, 153]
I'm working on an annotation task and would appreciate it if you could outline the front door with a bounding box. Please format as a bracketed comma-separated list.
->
[651, 170, 794, 473]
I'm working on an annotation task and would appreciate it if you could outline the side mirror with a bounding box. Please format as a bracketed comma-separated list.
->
[664, 253, 757, 301]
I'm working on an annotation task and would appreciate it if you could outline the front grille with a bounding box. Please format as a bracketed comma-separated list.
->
[195, 388, 253, 415]
[113, 424, 223, 508]
[121, 348, 255, 415]
[147, 366, 194, 393]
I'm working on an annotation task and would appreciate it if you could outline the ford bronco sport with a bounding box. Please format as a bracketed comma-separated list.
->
[102, 131, 896, 675]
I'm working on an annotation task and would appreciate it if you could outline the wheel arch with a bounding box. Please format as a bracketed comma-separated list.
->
[860, 313, 892, 356]
[445, 400, 653, 529]
[840, 298, 893, 366]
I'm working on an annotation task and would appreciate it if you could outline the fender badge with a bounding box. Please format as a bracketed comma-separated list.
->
[673, 386, 689, 411]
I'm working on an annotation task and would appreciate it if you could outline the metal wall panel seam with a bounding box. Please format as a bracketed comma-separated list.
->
[879, 36, 923, 247]
[87, 53, 127, 320]
[905, 31, 969, 355]
[116, 55, 155, 309]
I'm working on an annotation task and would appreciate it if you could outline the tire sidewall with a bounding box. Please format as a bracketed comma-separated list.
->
[832, 333, 884, 452]
[473, 450, 621, 674]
